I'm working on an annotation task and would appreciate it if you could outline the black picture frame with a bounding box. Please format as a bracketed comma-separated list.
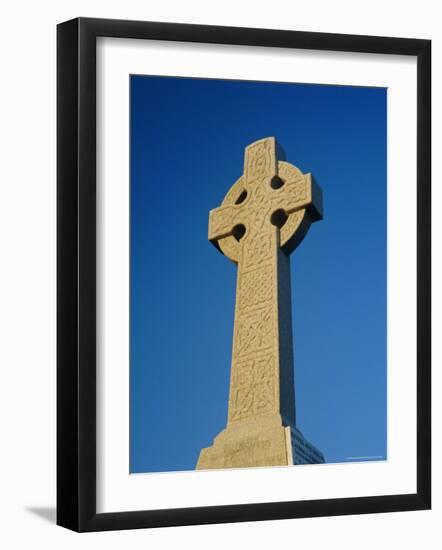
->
[57, 17, 431, 532]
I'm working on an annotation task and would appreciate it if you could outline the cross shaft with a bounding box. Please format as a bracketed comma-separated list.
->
[197, 137, 323, 469]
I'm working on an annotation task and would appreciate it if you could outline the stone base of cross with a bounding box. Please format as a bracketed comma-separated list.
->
[197, 137, 323, 470]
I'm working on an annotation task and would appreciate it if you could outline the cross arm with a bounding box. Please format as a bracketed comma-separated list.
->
[274, 173, 323, 222]
[208, 204, 243, 242]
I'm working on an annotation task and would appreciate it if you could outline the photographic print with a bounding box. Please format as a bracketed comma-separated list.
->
[57, 18, 430, 531]
[129, 75, 387, 474]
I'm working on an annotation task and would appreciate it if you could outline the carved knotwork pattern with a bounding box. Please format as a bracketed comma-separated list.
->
[236, 307, 274, 357]
[272, 181, 307, 210]
[210, 159, 310, 250]
[248, 184, 273, 234]
[278, 161, 303, 184]
[232, 359, 254, 387]
[230, 354, 275, 421]
[210, 206, 244, 238]
[243, 234, 272, 268]
[245, 141, 271, 181]
[239, 265, 273, 311]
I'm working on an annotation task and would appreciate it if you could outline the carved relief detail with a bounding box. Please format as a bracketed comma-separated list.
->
[245, 141, 271, 181]
[222, 176, 246, 206]
[243, 234, 272, 269]
[210, 206, 246, 239]
[277, 161, 303, 182]
[248, 202, 272, 235]
[209, 206, 233, 238]
[239, 264, 273, 311]
[272, 181, 307, 211]
[230, 353, 276, 421]
[211, 158, 309, 245]
[235, 307, 274, 358]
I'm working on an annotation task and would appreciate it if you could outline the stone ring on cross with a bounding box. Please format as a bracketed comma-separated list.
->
[208, 136, 323, 264]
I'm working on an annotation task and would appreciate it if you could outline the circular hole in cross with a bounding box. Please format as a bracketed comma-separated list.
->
[270, 176, 285, 190]
[232, 224, 246, 242]
[235, 190, 248, 204]
[270, 209, 288, 229]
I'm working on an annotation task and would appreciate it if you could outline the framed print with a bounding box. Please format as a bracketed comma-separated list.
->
[57, 17, 431, 532]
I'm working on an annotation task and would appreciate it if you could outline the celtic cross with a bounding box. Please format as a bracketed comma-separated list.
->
[197, 137, 323, 470]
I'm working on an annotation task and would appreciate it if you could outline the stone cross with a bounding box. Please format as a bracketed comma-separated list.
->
[197, 137, 323, 470]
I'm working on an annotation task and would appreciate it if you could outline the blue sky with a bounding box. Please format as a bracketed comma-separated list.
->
[130, 75, 387, 473]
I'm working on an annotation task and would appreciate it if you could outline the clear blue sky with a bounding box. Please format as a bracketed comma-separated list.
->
[130, 75, 387, 473]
